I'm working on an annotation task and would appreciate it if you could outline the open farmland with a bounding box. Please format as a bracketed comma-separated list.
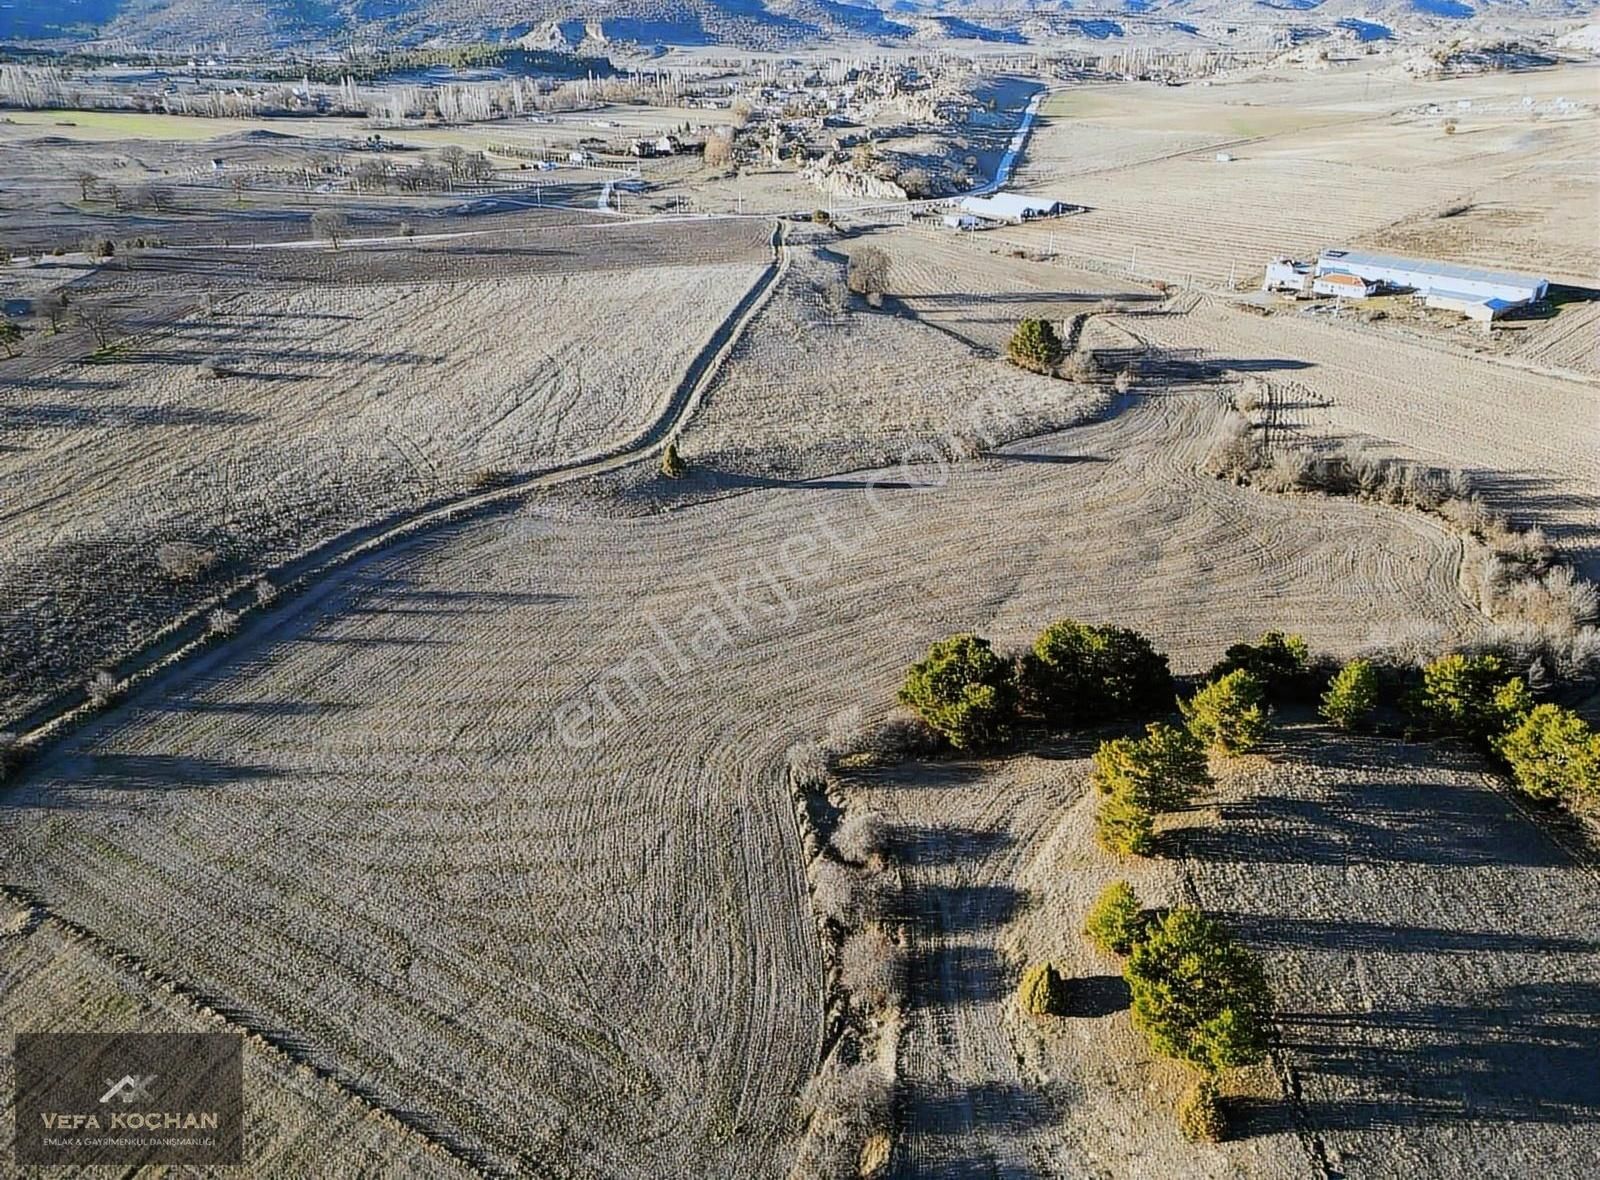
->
[1009, 67, 1600, 289]
[0, 341, 1485, 1172]
[0, 220, 771, 724]
[1, 32, 1597, 1180]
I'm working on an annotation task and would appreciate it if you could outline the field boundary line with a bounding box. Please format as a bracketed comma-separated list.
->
[6, 222, 789, 761]
[0, 888, 503, 1178]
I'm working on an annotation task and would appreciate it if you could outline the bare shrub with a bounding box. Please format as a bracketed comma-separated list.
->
[253, 579, 277, 606]
[702, 129, 735, 168]
[824, 705, 866, 755]
[1232, 380, 1266, 414]
[207, 608, 239, 636]
[787, 741, 828, 792]
[847, 246, 890, 305]
[310, 208, 350, 247]
[86, 670, 119, 708]
[833, 809, 891, 866]
[1255, 448, 1310, 493]
[156, 541, 219, 581]
[1113, 367, 1137, 394]
[791, 1063, 894, 1180]
[810, 860, 888, 929]
[1202, 413, 1262, 479]
[860, 706, 941, 762]
[839, 928, 907, 1010]
[1060, 351, 1102, 383]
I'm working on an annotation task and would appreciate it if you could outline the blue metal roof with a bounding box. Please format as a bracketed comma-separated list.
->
[1318, 249, 1547, 291]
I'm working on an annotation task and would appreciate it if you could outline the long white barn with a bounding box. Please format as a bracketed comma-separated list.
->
[1316, 249, 1549, 318]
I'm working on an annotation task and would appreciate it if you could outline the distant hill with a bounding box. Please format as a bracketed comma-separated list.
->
[3, 0, 1591, 50]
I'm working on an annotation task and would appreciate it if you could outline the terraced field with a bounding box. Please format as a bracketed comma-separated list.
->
[0, 320, 1482, 1173]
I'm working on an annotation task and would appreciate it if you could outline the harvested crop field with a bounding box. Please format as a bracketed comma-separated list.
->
[0, 903, 476, 1177]
[0, 350, 1483, 1173]
[0, 231, 770, 724]
[1009, 67, 1599, 288]
[1126, 296, 1600, 577]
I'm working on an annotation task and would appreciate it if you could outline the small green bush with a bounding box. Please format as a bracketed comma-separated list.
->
[1412, 653, 1531, 742]
[1095, 789, 1155, 856]
[1126, 908, 1271, 1074]
[660, 440, 687, 479]
[1208, 631, 1309, 697]
[1092, 723, 1211, 812]
[1177, 1077, 1227, 1143]
[1017, 962, 1068, 1016]
[1494, 704, 1600, 803]
[1181, 670, 1269, 754]
[1007, 317, 1063, 374]
[1084, 880, 1145, 955]
[1021, 619, 1172, 726]
[1093, 723, 1210, 857]
[898, 633, 1017, 750]
[1320, 658, 1379, 729]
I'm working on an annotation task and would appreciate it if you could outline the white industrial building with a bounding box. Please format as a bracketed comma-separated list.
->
[957, 192, 1069, 224]
[1315, 248, 1549, 318]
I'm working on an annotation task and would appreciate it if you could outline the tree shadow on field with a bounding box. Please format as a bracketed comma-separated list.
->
[895, 1079, 1053, 1179]
[892, 824, 1015, 865]
[850, 759, 991, 793]
[992, 451, 1108, 466]
[163, 698, 362, 719]
[1275, 982, 1600, 1132]
[12, 753, 277, 809]
[1208, 912, 1599, 957]
[906, 943, 1007, 1008]
[1067, 974, 1131, 1017]
[900, 882, 1026, 933]
[0, 404, 261, 430]
[1181, 780, 1569, 869]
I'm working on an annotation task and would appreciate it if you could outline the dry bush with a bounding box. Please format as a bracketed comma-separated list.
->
[839, 928, 907, 1010]
[1202, 413, 1262, 479]
[1254, 448, 1311, 493]
[787, 741, 828, 793]
[253, 579, 277, 606]
[1113, 368, 1137, 394]
[1232, 379, 1266, 414]
[863, 707, 941, 761]
[824, 706, 866, 755]
[833, 809, 891, 866]
[1488, 565, 1600, 632]
[86, 670, 119, 708]
[703, 129, 735, 168]
[820, 280, 848, 321]
[790, 1063, 894, 1180]
[1060, 351, 1102, 383]
[847, 247, 890, 302]
[810, 860, 888, 930]
[208, 608, 239, 636]
[155, 541, 219, 581]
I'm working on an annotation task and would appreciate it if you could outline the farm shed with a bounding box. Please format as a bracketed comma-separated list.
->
[943, 213, 979, 230]
[1316, 249, 1548, 316]
[1263, 257, 1313, 294]
[957, 192, 1069, 223]
[1313, 271, 1378, 299]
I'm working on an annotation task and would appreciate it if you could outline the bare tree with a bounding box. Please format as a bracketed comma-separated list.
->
[821, 280, 848, 322]
[439, 144, 468, 178]
[75, 171, 97, 201]
[77, 302, 121, 350]
[702, 129, 735, 168]
[310, 209, 350, 249]
[143, 184, 176, 213]
[0, 319, 21, 358]
[229, 173, 248, 204]
[44, 290, 71, 333]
